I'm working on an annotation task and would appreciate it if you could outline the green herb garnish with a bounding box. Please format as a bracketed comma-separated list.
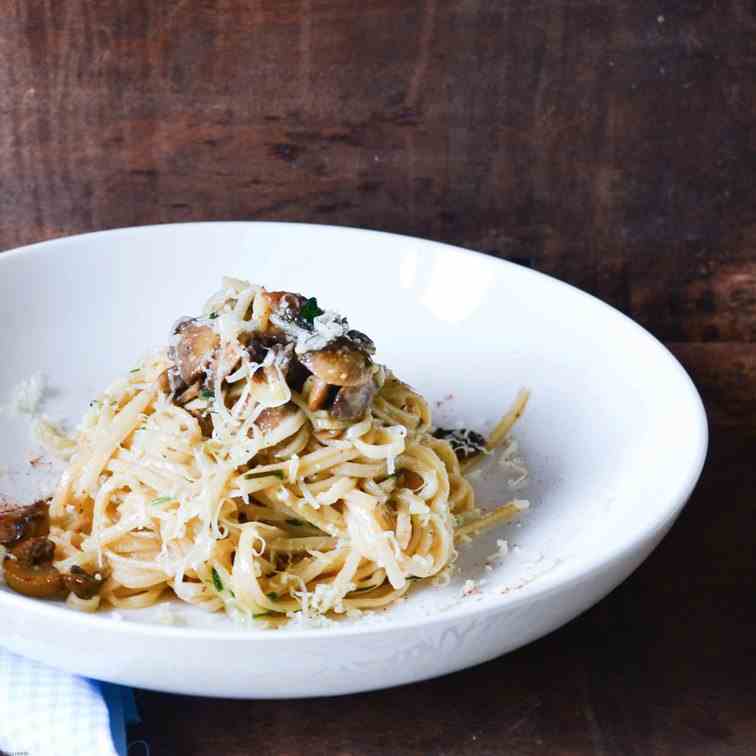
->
[285, 518, 304, 526]
[200, 389, 214, 400]
[266, 592, 279, 600]
[208, 312, 218, 319]
[299, 297, 324, 327]
[151, 496, 173, 506]
[211, 567, 223, 592]
[129, 367, 140, 373]
[244, 470, 284, 480]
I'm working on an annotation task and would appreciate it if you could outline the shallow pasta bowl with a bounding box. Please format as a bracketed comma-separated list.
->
[0, 222, 707, 698]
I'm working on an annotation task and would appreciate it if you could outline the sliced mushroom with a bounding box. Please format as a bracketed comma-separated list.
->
[285, 354, 310, 392]
[307, 377, 332, 411]
[62, 565, 104, 599]
[256, 403, 298, 433]
[157, 369, 171, 394]
[10, 535, 55, 566]
[173, 321, 219, 385]
[0, 499, 50, 546]
[299, 340, 372, 387]
[398, 470, 424, 490]
[3, 536, 65, 599]
[174, 382, 201, 406]
[346, 329, 376, 356]
[330, 380, 377, 420]
[263, 291, 306, 319]
[197, 413, 214, 438]
[247, 338, 269, 365]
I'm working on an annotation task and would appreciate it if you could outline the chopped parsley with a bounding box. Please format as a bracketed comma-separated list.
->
[211, 567, 223, 592]
[151, 496, 173, 506]
[129, 367, 141, 373]
[208, 312, 219, 319]
[244, 469, 284, 480]
[298, 297, 324, 328]
[200, 389, 214, 400]
[285, 518, 304, 526]
[266, 592, 279, 600]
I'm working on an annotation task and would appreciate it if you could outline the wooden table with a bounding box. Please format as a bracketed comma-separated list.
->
[2, 2, 755, 753]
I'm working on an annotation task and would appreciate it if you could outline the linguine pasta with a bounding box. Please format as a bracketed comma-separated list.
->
[43, 279, 528, 622]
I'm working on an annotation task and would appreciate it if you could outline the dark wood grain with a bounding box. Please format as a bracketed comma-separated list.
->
[1, 1, 755, 754]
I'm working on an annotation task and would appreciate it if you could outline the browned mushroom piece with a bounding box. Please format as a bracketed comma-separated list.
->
[62, 565, 104, 600]
[264, 291, 306, 319]
[174, 382, 201, 406]
[345, 329, 376, 356]
[299, 340, 372, 387]
[205, 342, 244, 391]
[3, 536, 65, 599]
[286, 355, 311, 393]
[398, 470, 424, 490]
[0, 499, 50, 546]
[157, 369, 171, 394]
[10, 535, 55, 565]
[173, 321, 219, 385]
[307, 377, 332, 411]
[246, 337, 270, 365]
[256, 403, 298, 433]
[330, 380, 377, 421]
[197, 414, 214, 438]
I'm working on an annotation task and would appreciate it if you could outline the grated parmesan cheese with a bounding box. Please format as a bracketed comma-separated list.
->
[485, 538, 509, 566]
[9, 373, 47, 415]
[462, 579, 479, 596]
[157, 607, 186, 625]
[431, 568, 452, 587]
[269, 309, 351, 355]
[285, 610, 337, 630]
[32, 416, 77, 460]
[497, 438, 529, 488]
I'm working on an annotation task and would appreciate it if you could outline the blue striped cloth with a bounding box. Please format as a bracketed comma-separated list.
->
[0, 648, 138, 756]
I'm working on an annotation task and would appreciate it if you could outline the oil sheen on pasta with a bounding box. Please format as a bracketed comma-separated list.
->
[47, 278, 523, 622]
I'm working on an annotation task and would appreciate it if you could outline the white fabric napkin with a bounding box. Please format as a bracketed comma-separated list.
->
[0, 648, 138, 756]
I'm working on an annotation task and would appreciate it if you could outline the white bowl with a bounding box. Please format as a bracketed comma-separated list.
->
[0, 223, 707, 698]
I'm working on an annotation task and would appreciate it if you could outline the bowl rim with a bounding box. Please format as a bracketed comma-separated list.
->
[0, 221, 709, 641]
